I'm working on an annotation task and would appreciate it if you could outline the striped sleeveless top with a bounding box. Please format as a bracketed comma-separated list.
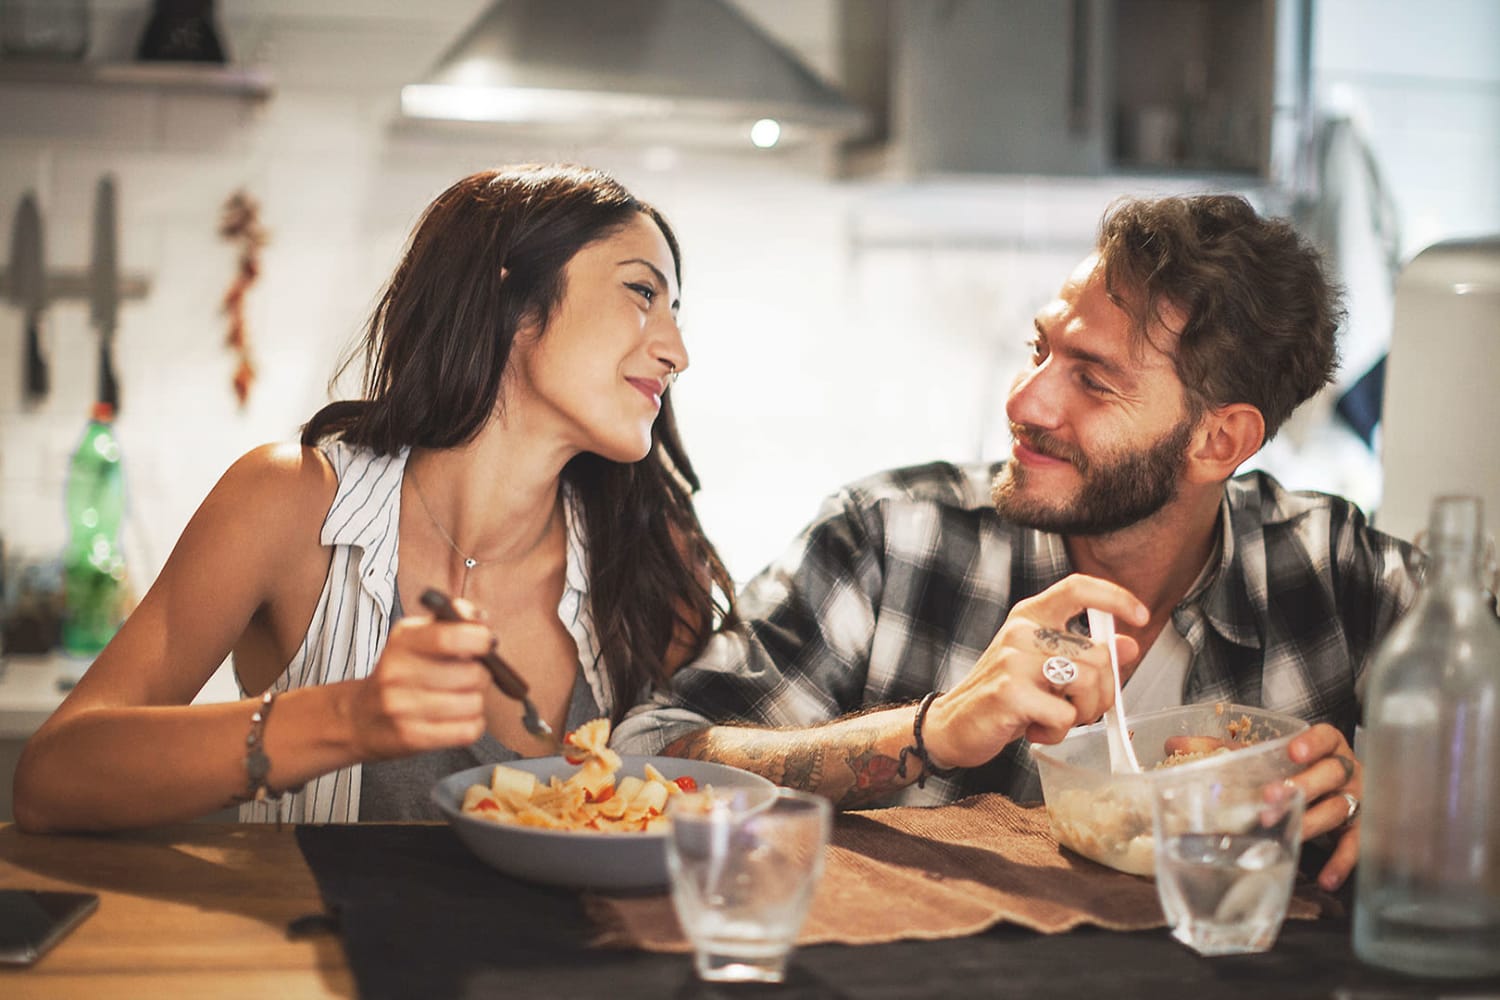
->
[239, 440, 610, 823]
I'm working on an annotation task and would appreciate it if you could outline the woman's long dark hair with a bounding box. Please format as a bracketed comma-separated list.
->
[302, 164, 736, 720]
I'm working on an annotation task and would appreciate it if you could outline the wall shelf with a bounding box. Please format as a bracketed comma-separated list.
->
[0, 269, 151, 304]
[0, 60, 272, 100]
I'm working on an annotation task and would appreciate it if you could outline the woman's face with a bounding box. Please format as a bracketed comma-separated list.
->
[509, 212, 687, 463]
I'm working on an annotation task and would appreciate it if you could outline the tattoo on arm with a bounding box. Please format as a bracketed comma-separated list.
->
[781, 748, 824, 791]
[1033, 626, 1093, 654]
[841, 741, 908, 808]
[664, 728, 714, 762]
[661, 714, 917, 809]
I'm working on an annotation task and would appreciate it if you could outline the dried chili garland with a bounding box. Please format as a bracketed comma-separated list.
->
[218, 190, 266, 406]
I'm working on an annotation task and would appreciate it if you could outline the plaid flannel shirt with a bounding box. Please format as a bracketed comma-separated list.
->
[614, 461, 1417, 807]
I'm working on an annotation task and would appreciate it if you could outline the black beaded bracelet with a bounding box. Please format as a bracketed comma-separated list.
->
[896, 691, 959, 789]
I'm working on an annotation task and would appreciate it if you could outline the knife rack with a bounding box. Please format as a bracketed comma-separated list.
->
[0, 269, 151, 302]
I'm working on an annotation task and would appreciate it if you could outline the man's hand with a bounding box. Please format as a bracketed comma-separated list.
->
[922, 574, 1148, 769]
[1286, 723, 1363, 891]
[656, 574, 1148, 809]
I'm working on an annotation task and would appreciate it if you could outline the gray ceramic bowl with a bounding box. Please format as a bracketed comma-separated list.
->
[432, 755, 778, 891]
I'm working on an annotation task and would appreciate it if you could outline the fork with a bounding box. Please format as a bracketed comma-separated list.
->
[419, 588, 563, 754]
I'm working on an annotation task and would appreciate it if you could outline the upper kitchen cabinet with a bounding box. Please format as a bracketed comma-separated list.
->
[889, 0, 1110, 177]
[1111, 0, 1280, 174]
[840, 0, 1306, 180]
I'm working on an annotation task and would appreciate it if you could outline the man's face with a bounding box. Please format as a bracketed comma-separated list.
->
[991, 254, 1198, 536]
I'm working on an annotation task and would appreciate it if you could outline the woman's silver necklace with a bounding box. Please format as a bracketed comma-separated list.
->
[409, 470, 504, 598]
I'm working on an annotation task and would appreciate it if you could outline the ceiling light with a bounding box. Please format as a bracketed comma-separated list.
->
[750, 118, 782, 149]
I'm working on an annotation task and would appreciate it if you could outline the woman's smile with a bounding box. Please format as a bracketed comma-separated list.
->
[625, 376, 664, 409]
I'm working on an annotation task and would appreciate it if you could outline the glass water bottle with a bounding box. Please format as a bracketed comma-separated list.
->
[1353, 495, 1500, 976]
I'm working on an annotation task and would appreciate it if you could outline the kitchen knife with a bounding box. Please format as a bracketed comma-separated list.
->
[6, 194, 49, 403]
[90, 176, 120, 411]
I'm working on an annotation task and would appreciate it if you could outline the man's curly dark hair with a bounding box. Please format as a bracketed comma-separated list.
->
[1098, 193, 1345, 440]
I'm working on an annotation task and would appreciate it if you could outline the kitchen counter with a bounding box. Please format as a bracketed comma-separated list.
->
[0, 655, 77, 742]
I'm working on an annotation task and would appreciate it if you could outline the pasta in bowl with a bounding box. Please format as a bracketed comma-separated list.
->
[432, 724, 777, 890]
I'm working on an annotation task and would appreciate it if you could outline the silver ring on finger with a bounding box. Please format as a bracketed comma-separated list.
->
[1041, 655, 1079, 688]
[1340, 791, 1361, 826]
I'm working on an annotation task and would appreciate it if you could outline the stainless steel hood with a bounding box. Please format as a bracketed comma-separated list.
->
[400, 0, 869, 148]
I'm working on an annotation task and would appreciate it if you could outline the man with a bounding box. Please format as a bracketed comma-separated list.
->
[613, 194, 1415, 893]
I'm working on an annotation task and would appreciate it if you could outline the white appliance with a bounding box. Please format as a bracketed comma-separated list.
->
[1379, 238, 1500, 544]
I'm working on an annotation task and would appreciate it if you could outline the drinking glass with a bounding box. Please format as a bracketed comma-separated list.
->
[666, 788, 831, 983]
[1152, 775, 1305, 956]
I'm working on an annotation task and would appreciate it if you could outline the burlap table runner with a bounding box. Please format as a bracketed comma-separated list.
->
[588, 793, 1335, 951]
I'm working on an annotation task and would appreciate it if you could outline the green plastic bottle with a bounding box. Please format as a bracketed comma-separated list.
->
[61, 401, 127, 658]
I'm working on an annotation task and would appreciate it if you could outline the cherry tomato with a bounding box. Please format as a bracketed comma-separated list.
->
[557, 729, 584, 765]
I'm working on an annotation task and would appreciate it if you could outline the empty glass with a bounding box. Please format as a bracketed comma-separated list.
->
[666, 788, 831, 983]
[1152, 775, 1305, 956]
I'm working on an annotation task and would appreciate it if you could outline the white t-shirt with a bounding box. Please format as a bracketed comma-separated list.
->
[1079, 548, 1219, 728]
[1121, 623, 1191, 716]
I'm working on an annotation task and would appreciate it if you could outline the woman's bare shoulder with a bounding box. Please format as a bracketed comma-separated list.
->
[229, 441, 335, 481]
[191, 442, 340, 545]
[221, 443, 337, 504]
[146, 442, 340, 613]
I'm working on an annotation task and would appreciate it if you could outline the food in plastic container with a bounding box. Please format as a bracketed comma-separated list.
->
[1032, 703, 1309, 876]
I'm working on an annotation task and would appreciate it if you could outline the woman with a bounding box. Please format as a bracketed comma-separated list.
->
[14, 164, 735, 829]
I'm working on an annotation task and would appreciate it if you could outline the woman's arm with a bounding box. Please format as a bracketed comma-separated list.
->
[11, 445, 495, 832]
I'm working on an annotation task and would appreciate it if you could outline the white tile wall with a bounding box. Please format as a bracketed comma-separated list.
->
[1315, 0, 1500, 257]
[0, 1, 1496, 708]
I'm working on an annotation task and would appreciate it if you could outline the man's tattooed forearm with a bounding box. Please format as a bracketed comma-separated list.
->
[659, 721, 914, 808]
[1033, 626, 1093, 654]
[663, 728, 714, 760]
[840, 742, 908, 807]
[781, 749, 824, 791]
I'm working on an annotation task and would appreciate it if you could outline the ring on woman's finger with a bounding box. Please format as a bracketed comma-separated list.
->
[1334, 753, 1356, 785]
[1041, 655, 1079, 688]
[1340, 791, 1361, 826]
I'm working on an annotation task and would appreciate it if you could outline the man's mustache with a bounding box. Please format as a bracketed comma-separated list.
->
[1011, 423, 1089, 473]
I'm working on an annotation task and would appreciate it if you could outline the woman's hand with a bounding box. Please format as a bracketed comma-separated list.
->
[922, 574, 1147, 769]
[347, 614, 494, 761]
[1286, 723, 1364, 891]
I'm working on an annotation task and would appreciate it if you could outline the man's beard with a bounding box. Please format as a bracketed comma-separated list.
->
[991, 418, 1194, 536]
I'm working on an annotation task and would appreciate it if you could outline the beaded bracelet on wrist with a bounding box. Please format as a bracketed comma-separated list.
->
[244, 690, 304, 802]
[897, 691, 959, 789]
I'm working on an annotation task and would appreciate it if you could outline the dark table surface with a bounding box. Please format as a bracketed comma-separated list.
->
[296, 824, 1500, 1000]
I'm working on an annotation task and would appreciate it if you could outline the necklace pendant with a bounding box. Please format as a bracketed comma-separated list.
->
[464, 558, 477, 569]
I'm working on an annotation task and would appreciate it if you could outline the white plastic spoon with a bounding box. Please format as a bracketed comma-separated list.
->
[1087, 608, 1142, 774]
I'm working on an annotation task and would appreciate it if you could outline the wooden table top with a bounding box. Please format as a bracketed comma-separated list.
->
[6, 821, 1498, 1000]
[0, 822, 354, 999]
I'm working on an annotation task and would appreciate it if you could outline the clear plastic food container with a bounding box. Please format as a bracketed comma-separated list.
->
[1031, 703, 1310, 876]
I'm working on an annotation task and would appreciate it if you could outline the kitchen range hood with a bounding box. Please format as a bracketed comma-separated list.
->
[400, 0, 869, 148]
